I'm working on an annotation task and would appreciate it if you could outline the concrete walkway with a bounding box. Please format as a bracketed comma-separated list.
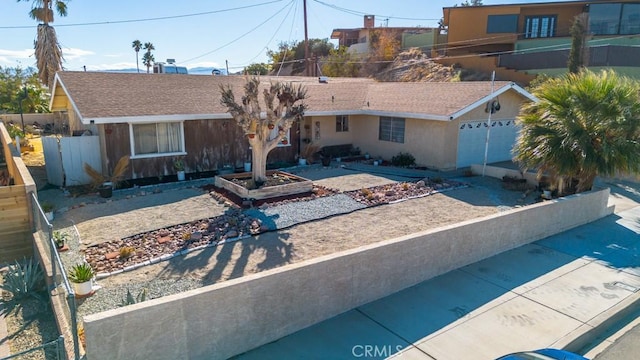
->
[234, 205, 640, 360]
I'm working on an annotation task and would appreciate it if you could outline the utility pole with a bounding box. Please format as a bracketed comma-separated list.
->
[303, 0, 310, 76]
[226, 60, 229, 75]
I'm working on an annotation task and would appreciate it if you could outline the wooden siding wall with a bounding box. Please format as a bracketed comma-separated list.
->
[105, 119, 300, 180]
[0, 123, 34, 263]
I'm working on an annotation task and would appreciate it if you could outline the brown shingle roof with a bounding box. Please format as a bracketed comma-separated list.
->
[53, 71, 526, 123]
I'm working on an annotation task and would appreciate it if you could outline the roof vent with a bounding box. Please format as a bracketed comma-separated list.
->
[319, 76, 329, 83]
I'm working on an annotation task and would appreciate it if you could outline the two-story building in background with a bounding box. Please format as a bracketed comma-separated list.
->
[438, 0, 640, 83]
[331, 15, 444, 56]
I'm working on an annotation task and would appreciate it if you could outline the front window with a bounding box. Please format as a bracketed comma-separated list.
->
[379, 117, 405, 143]
[336, 115, 349, 132]
[130, 122, 185, 158]
[524, 15, 556, 38]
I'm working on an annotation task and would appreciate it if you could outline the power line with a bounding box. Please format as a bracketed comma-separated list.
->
[241, 0, 298, 67]
[182, 0, 295, 64]
[0, 0, 284, 29]
[312, 0, 440, 23]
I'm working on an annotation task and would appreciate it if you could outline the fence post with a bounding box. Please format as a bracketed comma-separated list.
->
[56, 335, 65, 360]
[48, 222, 56, 287]
[67, 292, 80, 360]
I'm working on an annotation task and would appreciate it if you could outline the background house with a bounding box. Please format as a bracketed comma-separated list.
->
[331, 15, 444, 56]
[438, 0, 640, 83]
[48, 72, 534, 185]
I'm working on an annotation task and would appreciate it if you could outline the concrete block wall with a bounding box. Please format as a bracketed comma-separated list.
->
[470, 164, 539, 186]
[84, 188, 611, 360]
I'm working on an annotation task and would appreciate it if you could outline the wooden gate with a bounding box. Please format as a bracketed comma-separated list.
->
[42, 136, 101, 187]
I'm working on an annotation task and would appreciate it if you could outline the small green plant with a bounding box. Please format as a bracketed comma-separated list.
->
[402, 183, 410, 191]
[173, 158, 185, 171]
[53, 231, 68, 248]
[119, 246, 136, 259]
[41, 201, 54, 213]
[182, 232, 192, 241]
[7, 124, 25, 140]
[361, 188, 372, 197]
[0, 258, 44, 300]
[391, 152, 416, 167]
[68, 263, 95, 284]
[119, 288, 147, 307]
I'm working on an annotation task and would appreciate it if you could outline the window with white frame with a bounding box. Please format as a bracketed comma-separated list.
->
[130, 122, 185, 157]
[379, 117, 405, 143]
[524, 15, 556, 38]
[336, 115, 349, 132]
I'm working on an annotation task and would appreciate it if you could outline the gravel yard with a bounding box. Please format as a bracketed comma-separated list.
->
[35, 166, 541, 321]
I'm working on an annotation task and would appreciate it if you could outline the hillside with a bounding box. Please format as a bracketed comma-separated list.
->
[375, 48, 490, 82]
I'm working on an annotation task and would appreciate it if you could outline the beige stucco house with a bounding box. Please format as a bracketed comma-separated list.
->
[49, 71, 535, 182]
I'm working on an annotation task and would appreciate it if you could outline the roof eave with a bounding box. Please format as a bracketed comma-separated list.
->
[84, 113, 233, 125]
[448, 82, 537, 120]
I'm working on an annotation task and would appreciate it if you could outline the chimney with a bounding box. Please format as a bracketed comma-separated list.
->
[364, 15, 375, 29]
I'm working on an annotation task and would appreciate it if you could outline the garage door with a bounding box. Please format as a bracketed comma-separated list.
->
[456, 119, 518, 168]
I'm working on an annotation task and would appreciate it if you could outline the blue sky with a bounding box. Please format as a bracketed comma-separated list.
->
[0, 0, 561, 72]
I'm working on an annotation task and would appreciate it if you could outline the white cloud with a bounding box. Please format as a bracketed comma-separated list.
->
[0, 49, 34, 58]
[62, 47, 94, 61]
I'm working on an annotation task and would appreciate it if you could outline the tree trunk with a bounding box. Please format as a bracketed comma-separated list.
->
[252, 144, 267, 185]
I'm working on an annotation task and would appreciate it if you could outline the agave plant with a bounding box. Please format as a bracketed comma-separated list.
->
[68, 263, 95, 284]
[120, 288, 147, 307]
[0, 258, 44, 300]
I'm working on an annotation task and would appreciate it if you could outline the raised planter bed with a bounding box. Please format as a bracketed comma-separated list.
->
[214, 170, 313, 200]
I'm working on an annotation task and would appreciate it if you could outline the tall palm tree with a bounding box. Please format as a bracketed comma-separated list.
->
[143, 42, 155, 73]
[132, 40, 142, 73]
[18, 0, 69, 88]
[514, 69, 640, 194]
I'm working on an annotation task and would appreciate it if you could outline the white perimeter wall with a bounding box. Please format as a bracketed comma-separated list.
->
[84, 188, 612, 360]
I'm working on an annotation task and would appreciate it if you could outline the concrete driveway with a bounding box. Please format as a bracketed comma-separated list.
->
[234, 205, 640, 360]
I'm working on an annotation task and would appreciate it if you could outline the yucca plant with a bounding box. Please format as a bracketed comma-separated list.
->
[83, 155, 130, 189]
[0, 258, 44, 300]
[68, 263, 95, 284]
[119, 288, 147, 307]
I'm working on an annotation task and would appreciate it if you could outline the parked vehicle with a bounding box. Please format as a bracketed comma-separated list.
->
[496, 348, 588, 360]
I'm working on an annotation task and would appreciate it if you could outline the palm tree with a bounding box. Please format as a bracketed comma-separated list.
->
[132, 40, 142, 73]
[514, 69, 640, 194]
[142, 52, 155, 74]
[18, 0, 69, 88]
[143, 42, 155, 73]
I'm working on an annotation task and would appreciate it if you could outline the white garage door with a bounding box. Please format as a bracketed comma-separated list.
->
[456, 119, 518, 168]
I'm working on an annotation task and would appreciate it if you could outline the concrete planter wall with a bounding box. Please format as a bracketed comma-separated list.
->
[83, 188, 612, 360]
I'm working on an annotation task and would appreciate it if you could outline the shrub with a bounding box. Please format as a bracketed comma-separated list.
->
[0, 258, 44, 300]
[119, 246, 136, 259]
[391, 152, 416, 167]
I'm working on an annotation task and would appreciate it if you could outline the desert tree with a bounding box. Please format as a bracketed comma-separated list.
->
[220, 77, 307, 185]
[18, 0, 69, 88]
[514, 69, 640, 194]
[132, 40, 142, 73]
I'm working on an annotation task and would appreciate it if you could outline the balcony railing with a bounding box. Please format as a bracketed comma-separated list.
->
[499, 45, 640, 71]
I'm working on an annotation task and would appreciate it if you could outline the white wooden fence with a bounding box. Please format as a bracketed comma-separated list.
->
[42, 135, 101, 187]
